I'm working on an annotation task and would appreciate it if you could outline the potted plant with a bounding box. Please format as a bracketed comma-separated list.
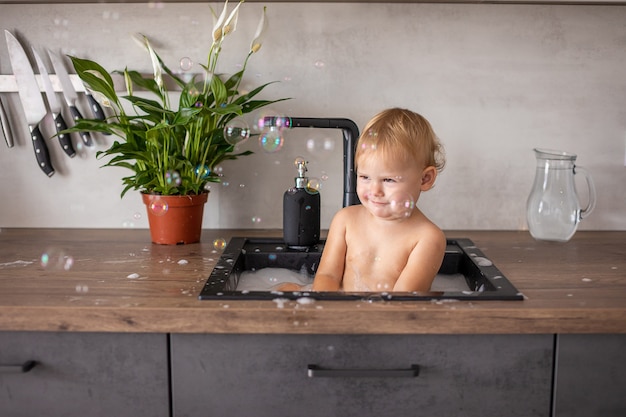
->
[65, 0, 286, 244]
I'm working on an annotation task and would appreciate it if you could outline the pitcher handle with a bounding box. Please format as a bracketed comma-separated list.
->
[574, 165, 596, 220]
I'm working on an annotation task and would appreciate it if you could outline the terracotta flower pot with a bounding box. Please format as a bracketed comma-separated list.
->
[141, 192, 209, 245]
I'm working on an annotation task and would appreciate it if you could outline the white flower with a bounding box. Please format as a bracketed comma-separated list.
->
[212, 0, 242, 43]
[145, 40, 163, 90]
[130, 33, 163, 90]
[250, 6, 267, 53]
[123, 68, 133, 97]
[222, 1, 242, 37]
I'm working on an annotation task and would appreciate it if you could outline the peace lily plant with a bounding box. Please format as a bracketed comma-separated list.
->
[66, 0, 286, 197]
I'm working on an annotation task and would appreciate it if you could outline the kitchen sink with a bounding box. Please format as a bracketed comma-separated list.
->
[198, 237, 523, 301]
[199, 117, 522, 301]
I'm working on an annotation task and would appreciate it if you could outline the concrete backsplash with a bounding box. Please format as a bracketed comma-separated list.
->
[0, 2, 624, 231]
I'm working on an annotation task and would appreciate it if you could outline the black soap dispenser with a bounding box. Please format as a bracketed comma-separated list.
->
[283, 157, 320, 249]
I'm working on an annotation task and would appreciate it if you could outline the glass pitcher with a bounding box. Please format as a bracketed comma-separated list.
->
[526, 148, 596, 242]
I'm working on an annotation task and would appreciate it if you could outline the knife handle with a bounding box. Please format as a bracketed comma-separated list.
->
[85, 92, 111, 136]
[0, 97, 14, 148]
[54, 113, 76, 158]
[30, 124, 55, 177]
[86, 91, 106, 121]
[69, 105, 93, 147]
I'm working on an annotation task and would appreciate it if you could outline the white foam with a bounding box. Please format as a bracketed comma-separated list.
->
[237, 267, 313, 291]
[236, 268, 470, 292]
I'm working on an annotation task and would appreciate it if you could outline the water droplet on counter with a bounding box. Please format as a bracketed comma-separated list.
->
[473, 257, 493, 267]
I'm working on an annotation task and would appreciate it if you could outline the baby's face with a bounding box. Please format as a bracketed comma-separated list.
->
[356, 154, 424, 221]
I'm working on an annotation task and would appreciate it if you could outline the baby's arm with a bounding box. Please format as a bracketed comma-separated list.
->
[393, 225, 446, 292]
[312, 210, 348, 291]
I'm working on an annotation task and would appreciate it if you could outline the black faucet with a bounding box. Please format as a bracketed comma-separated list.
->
[262, 117, 361, 207]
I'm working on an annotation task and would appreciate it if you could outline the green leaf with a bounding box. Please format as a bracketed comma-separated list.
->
[68, 56, 118, 106]
[210, 74, 228, 104]
[122, 70, 162, 97]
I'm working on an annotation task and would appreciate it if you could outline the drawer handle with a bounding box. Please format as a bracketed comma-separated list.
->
[307, 364, 419, 378]
[0, 360, 37, 373]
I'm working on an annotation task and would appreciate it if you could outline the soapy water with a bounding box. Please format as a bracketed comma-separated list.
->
[236, 268, 470, 292]
[237, 267, 313, 291]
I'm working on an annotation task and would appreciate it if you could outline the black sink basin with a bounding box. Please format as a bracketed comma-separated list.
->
[198, 117, 522, 301]
[198, 237, 523, 301]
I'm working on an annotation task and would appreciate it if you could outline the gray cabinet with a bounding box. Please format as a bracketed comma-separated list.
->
[0, 331, 169, 417]
[171, 334, 553, 417]
[553, 334, 626, 417]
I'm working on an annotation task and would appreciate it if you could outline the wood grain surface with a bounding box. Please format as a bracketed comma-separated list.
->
[0, 228, 624, 334]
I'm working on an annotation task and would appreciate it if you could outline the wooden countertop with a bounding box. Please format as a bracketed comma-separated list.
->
[0, 228, 624, 334]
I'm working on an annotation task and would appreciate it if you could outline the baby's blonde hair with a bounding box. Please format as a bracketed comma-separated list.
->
[355, 108, 445, 172]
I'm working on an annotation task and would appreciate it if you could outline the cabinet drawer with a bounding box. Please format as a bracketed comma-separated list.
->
[171, 334, 552, 417]
[0, 332, 168, 417]
[554, 334, 626, 417]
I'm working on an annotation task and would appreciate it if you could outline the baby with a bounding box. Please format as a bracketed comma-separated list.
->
[312, 108, 446, 292]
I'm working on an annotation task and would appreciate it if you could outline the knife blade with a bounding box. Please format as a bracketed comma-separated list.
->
[5, 31, 54, 177]
[0, 96, 13, 147]
[47, 49, 93, 147]
[32, 48, 76, 158]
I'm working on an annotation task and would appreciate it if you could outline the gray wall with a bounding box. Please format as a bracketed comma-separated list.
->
[0, 2, 624, 231]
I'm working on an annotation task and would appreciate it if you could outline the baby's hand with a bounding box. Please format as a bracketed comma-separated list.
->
[276, 283, 303, 291]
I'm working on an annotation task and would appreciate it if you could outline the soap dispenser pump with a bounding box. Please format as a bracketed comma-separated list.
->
[283, 157, 320, 248]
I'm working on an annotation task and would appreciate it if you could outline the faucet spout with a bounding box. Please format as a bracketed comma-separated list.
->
[263, 116, 361, 207]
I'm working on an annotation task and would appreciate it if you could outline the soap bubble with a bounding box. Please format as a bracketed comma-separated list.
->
[255, 109, 289, 132]
[75, 284, 89, 293]
[195, 164, 211, 179]
[259, 127, 284, 153]
[307, 177, 321, 192]
[41, 248, 74, 271]
[121, 219, 135, 228]
[294, 156, 306, 167]
[306, 136, 335, 154]
[149, 198, 169, 216]
[165, 170, 181, 186]
[213, 238, 226, 251]
[179, 56, 193, 71]
[223, 118, 250, 145]
[251, 216, 262, 224]
[388, 192, 415, 219]
[314, 60, 325, 69]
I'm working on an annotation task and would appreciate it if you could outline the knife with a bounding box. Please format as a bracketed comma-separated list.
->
[0, 95, 13, 147]
[84, 85, 110, 135]
[5, 31, 54, 177]
[47, 49, 93, 147]
[32, 48, 76, 158]
[85, 87, 107, 122]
